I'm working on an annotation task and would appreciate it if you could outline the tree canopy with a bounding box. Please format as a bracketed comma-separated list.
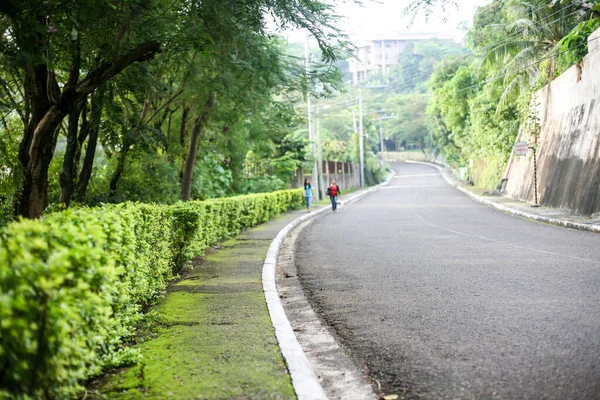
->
[0, 0, 350, 220]
[425, 0, 599, 187]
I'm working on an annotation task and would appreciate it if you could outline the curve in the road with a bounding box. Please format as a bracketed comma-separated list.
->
[296, 162, 600, 400]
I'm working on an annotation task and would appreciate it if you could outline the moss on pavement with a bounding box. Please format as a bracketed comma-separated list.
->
[89, 215, 299, 399]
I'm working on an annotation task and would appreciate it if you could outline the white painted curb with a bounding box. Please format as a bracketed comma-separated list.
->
[262, 172, 395, 400]
[407, 160, 600, 234]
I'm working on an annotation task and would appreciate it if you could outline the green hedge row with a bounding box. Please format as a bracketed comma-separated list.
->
[0, 189, 303, 399]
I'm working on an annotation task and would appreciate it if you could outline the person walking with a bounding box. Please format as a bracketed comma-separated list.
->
[304, 178, 313, 212]
[327, 179, 341, 212]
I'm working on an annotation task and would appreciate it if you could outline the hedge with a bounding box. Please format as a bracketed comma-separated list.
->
[0, 189, 303, 399]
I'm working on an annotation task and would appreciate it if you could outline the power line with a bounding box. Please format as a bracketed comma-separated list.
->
[321, 99, 359, 109]
[381, 8, 583, 94]
[454, 36, 599, 94]
[368, 3, 584, 93]
[347, 37, 597, 123]
[468, 3, 579, 60]
[316, 17, 597, 140]
[299, 98, 358, 112]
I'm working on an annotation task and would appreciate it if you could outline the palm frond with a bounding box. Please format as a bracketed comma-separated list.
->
[496, 74, 524, 114]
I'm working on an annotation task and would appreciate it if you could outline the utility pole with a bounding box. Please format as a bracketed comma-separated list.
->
[316, 105, 324, 199]
[373, 115, 398, 170]
[352, 110, 359, 186]
[378, 119, 385, 169]
[357, 84, 387, 186]
[304, 35, 318, 196]
[358, 85, 365, 188]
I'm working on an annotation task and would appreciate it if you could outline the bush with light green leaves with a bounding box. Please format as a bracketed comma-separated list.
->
[0, 189, 303, 399]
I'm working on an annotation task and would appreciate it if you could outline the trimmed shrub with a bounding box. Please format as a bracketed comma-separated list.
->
[0, 189, 303, 399]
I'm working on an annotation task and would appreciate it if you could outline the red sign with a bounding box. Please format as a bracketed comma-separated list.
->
[514, 141, 529, 155]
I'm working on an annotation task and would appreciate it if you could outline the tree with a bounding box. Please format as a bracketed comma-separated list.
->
[1, 0, 166, 217]
[481, 0, 598, 110]
[0, 0, 350, 218]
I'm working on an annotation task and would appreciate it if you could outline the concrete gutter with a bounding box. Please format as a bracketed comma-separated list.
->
[262, 172, 395, 400]
[407, 160, 600, 234]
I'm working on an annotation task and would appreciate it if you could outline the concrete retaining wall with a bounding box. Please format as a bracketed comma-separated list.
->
[321, 161, 360, 194]
[292, 161, 360, 196]
[386, 151, 428, 162]
[504, 27, 600, 216]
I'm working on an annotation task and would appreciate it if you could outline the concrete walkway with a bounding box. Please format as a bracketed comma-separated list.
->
[89, 210, 311, 399]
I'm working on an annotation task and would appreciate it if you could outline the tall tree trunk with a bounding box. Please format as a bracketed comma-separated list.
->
[73, 126, 99, 203]
[59, 103, 83, 207]
[165, 107, 177, 153]
[15, 41, 161, 218]
[226, 126, 244, 193]
[179, 103, 190, 180]
[15, 61, 59, 218]
[418, 139, 425, 154]
[181, 94, 216, 201]
[74, 88, 105, 203]
[179, 103, 190, 149]
[20, 109, 66, 217]
[108, 140, 131, 199]
[74, 100, 91, 174]
[16, 104, 66, 218]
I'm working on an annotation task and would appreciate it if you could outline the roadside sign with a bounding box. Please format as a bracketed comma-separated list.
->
[514, 141, 529, 155]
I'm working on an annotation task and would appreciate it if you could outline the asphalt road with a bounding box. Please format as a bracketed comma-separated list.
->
[295, 162, 600, 400]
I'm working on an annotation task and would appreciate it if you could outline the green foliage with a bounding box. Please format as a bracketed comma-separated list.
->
[423, 0, 599, 188]
[244, 176, 288, 194]
[0, 120, 20, 227]
[322, 139, 351, 162]
[364, 152, 385, 185]
[388, 93, 431, 148]
[387, 40, 467, 94]
[466, 1, 504, 49]
[0, 189, 303, 398]
[472, 156, 506, 189]
[477, 0, 597, 110]
[0, 216, 116, 399]
[112, 153, 181, 204]
[192, 153, 234, 201]
[468, 90, 520, 160]
[1, 0, 349, 217]
[427, 59, 522, 188]
[558, 17, 600, 71]
[315, 38, 467, 163]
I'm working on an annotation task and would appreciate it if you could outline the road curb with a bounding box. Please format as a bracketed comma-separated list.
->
[407, 160, 600, 234]
[262, 172, 395, 400]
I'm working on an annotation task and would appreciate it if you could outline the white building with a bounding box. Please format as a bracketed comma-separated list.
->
[348, 33, 459, 84]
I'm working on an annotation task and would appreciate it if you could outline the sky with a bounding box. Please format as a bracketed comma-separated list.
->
[283, 0, 491, 44]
